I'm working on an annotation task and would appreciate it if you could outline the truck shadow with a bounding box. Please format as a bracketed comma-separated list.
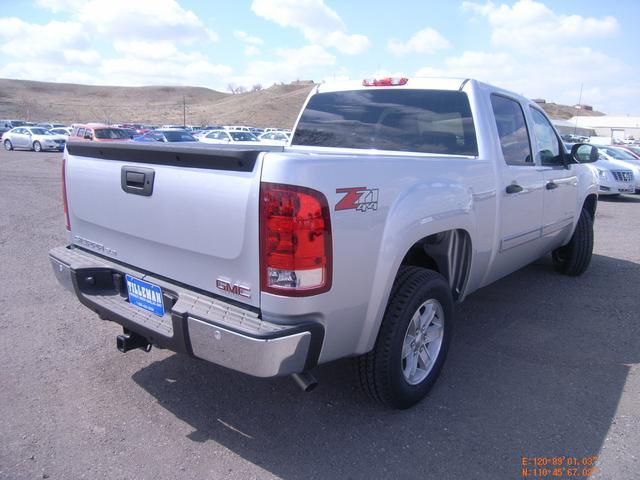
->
[599, 195, 640, 203]
[132, 253, 639, 479]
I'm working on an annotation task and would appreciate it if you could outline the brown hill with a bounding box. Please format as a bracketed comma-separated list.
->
[536, 101, 605, 120]
[0, 78, 313, 128]
[0, 77, 603, 127]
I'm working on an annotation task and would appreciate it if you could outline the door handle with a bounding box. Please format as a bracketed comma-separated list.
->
[121, 166, 155, 196]
[506, 184, 523, 194]
[546, 181, 558, 190]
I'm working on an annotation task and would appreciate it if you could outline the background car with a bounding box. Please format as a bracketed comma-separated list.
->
[2, 126, 66, 152]
[199, 129, 260, 145]
[597, 146, 640, 193]
[258, 130, 290, 145]
[50, 127, 72, 137]
[70, 124, 131, 142]
[133, 129, 198, 143]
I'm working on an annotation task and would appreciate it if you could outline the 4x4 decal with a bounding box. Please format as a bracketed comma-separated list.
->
[335, 187, 379, 212]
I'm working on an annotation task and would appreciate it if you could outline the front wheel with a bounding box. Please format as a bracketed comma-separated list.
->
[32, 141, 42, 152]
[552, 208, 593, 276]
[3, 139, 12, 151]
[356, 267, 453, 409]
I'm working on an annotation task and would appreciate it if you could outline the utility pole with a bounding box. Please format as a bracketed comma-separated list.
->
[182, 95, 186, 128]
[573, 83, 583, 136]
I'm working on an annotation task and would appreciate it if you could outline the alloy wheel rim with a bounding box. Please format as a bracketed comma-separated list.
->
[401, 299, 444, 385]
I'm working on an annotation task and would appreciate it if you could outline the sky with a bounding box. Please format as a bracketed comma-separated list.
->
[0, 0, 639, 114]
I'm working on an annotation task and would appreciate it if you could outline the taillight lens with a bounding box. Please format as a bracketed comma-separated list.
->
[260, 182, 332, 296]
[62, 156, 70, 231]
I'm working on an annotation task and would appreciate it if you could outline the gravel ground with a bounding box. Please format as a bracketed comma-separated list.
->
[1, 149, 638, 480]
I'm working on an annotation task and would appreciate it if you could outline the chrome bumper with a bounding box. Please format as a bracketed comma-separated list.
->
[49, 245, 321, 377]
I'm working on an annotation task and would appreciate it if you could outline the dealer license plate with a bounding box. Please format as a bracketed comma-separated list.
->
[125, 274, 165, 317]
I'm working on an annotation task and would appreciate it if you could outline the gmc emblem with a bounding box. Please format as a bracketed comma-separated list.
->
[216, 278, 251, 298]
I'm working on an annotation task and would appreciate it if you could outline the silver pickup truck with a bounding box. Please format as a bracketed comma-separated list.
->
[50, 77, 600, 408]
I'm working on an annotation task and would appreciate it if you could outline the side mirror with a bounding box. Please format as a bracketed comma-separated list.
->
[571, 143, 599, 163]
[84, 132, 93, 140]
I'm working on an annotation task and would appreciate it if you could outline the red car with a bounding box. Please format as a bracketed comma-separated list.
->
[70, 124, 131, 142]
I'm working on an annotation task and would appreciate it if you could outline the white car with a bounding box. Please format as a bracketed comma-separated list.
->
[573, 145, 636, 195]
[597, 146, 640, 193]
[258, 131, 290, 145]
[199, 129, 261, 145]
[50, 127, 72, 137]
[2, 126, 67, 152]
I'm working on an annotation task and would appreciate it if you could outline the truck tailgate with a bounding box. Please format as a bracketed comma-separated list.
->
[64, 142, 269, 308]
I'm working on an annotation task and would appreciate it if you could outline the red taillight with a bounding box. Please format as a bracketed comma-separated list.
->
[260, 182, 332, 296]
[362, 77, 408, 87]
[62, 156, 70, 231]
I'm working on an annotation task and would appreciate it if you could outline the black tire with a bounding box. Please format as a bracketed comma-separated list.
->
[356, 266, 453, 409]
[552, 208, 593, 276]
[3, 139, 12, 151]
[33, 141, 42, 152]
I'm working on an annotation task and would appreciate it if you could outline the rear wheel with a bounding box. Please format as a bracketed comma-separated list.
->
[356, 267, 453, 409]
[32, 141, 42, 152]
[3, 139, 12, 151]
[552, 208, 593, 276]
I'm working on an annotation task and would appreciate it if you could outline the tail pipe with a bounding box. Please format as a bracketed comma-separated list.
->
[291, 372, 318, 392]
[117, 329, 152, 353]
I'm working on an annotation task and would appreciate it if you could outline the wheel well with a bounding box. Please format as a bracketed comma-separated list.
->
[400, 229, 472, 301]
[583, 194, 597, 220]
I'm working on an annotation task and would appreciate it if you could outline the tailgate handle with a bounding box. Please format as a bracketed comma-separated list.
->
[121, 166, 155, 196]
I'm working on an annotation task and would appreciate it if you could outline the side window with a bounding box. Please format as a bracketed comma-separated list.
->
[77, 128, 85, 137]
[490, 94, 532, 166]
[530, 108, 562, 165]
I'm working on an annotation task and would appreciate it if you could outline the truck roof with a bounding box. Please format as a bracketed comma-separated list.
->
[316, 77, 470, 94]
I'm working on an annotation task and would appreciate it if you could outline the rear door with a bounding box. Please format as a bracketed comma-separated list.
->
[529, 107, 578, 249]
[65, 142, 265, 307]
[489, 94, 545, 281]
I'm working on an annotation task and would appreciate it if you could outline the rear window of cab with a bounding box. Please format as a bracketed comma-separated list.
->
[292, 89, 478, 156]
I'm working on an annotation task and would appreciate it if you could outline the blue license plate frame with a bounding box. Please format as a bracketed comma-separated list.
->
[125, 274, 165, 317]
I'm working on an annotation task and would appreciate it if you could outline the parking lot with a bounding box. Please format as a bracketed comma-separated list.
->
[1, 149, 639, 479]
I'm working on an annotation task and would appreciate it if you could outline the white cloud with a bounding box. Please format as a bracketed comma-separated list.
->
[234, 30, 264, 46]
[415, 46, 634, 113]
[251, 0, 370, 54]
[244, 45, 261, 56]
[0, 60, 96, 84]
[462, 0, 618, 51]
[388, 28, 450, 56]
[38, 0, 218, 44]
[63, 49, 101, 66]
[0, 18, 89, 60]
[232, 44, 335, 87]
[103, 40, 232, 86]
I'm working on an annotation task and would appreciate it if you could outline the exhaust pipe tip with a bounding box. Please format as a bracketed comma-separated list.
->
[291, 372, 318, 392]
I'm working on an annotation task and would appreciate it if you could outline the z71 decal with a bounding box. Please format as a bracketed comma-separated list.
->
[335, 187, 379, 212]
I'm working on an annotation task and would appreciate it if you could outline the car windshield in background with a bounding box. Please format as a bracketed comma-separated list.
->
[94, 128, 129, 139]
[163, 131, 196, 142]
[604, 147, 636, 160]
[292, 89, 478, 156]
[230, 132, 259, 142]
[30, 128, 51, 135]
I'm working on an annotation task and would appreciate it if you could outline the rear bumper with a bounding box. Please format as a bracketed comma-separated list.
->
[49, 245, 322, 377]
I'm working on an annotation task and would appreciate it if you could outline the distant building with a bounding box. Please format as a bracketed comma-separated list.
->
[532, 98, 546, 104]
[568, 115, 640, 141]
[551, 119, 595, 138]
[573, 104, 593, 111]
